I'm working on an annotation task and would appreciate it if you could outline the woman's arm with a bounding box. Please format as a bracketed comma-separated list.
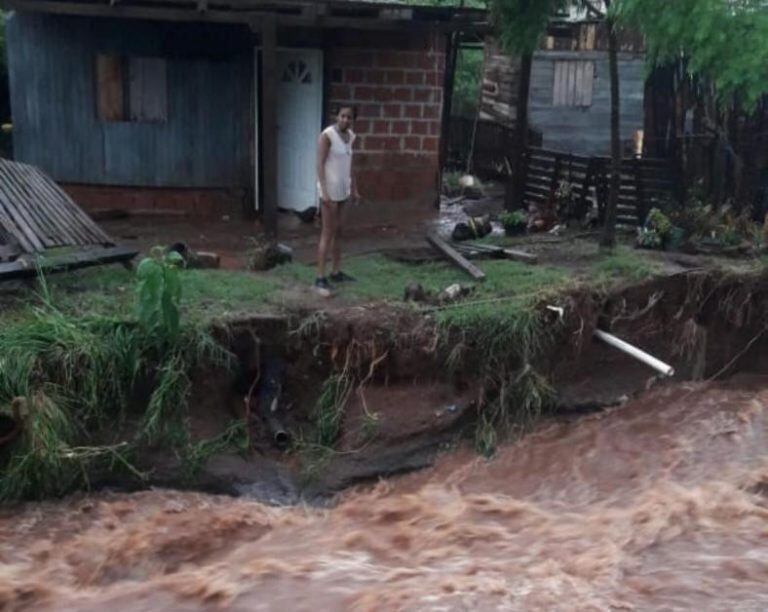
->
[316, 133, 331, 202]
[350, 137, 361, 202]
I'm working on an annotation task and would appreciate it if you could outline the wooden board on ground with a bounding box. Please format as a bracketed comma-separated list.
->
[452, 241, 538, 265]
[0, 246, 138, 281]
[426, 231, 486, 280]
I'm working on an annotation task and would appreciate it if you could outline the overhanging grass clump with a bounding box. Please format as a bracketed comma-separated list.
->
[431, 261, 569, 456]
[0, 267, 235, 501]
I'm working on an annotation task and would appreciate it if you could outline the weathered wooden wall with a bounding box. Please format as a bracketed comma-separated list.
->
[478, 24, 645, 157]
[479, 40, 520, 128]
[528, 50, 645, 156]
[6, 13, 253, 188]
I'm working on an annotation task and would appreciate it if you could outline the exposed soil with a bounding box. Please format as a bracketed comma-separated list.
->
[110, 265, 768, 506]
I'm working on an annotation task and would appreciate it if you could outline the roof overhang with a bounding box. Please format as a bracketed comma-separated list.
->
[1, 0, 489, 32]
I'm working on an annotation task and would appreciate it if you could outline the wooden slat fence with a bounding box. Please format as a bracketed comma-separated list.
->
[522, 147, 677, 227]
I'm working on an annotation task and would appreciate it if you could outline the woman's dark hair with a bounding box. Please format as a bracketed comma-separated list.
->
[332, 105, 357, 119]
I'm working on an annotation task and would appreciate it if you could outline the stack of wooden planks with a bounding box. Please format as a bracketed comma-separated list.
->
[0, 158, 137, 279]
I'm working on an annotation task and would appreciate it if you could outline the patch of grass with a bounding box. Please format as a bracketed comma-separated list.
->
[0, 266, 282, 325]
[312, 373, 353, 447]
[0, 267, 237, 501]
[591, 247, 663, 284]
[276, 255, 463, 302]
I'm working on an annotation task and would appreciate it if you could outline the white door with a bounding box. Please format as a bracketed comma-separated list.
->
[276, 49, 323, 212]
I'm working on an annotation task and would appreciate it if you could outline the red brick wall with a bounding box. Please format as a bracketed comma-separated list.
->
[61, 184, 247, 218]
[326, 30, 446, 211]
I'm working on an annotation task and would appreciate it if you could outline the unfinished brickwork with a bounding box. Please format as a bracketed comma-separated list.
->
[327, 31, 446, 210]
[61, 184, 247, 218]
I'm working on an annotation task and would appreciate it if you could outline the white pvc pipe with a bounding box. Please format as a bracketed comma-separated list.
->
[594, 329, 675, 377]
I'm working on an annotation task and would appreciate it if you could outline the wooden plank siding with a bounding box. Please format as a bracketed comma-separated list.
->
[6, 12, 253, 189]
[529, 51, 645, 156]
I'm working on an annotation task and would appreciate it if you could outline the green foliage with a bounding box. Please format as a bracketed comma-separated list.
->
[312, 373, 353, 447]
[646, 207, 672, 236]
[616, 0, 768, 109]
[0, 265, 235, 501]
[499, 210, 527, 231]
[492, 0, 568, 54]
[136, 248, 184, 345]
[452, 48, 484, 118]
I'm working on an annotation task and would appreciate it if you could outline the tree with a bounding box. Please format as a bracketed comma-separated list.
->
[615, 0, 768, 205]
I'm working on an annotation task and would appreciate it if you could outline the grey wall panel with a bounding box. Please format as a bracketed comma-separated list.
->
[7, 12, 252, 188]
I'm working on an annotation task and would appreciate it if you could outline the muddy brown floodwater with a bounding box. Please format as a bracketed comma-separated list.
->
[3, 375, 768, 611]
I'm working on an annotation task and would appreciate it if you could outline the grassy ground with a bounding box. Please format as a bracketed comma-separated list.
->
[0, 241, 666, 326]
[0, 238, 730, 499]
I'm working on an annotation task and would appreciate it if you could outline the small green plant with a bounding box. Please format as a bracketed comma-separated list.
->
[136, 247, 185, 345]
[442, 171, 462, 196]
[313, 373, 353, 447]
[499, 210, 527, 235]
[637, 208, 672, 250]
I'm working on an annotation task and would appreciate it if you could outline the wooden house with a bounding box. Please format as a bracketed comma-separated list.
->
[480, 20, 646, 156]
[2, 0, 485, 230]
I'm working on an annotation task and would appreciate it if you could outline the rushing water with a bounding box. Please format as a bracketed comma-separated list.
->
[3, 376, 768, 611]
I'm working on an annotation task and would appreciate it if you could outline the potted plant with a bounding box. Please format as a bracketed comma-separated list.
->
[499, 210, 527, 236]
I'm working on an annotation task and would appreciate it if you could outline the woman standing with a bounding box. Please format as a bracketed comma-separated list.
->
[315, 106, 360, 295]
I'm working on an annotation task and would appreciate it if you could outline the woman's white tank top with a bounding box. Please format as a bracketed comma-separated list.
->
[320, 125, 355, 202]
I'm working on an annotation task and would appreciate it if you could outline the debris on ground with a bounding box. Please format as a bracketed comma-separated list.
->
[459, 174, 484, 200]
[527, 200, 558, 232]
[452, 241, 538, 265]
[404, 281, 430, 303]
[403, 281, 474, 305]
[439, 282, 473, 303]
[451, 214, 492, 241]
[167, 242, 221, 269]
[247, 238, 293, 271]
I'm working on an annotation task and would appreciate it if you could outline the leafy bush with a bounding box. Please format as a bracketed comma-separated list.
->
[637, 207, 672, 250]
[499, 210, 527, 235]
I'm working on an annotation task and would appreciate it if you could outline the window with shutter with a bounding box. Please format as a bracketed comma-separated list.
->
[96, 55, 168, 123]
[552, 60, 594, 107]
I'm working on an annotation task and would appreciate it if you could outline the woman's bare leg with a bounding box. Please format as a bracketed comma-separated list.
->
[317, 201, 338, 279]
[330, 203, 346, 275]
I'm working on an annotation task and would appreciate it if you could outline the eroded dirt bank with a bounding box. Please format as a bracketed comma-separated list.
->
[147, 267, 768, 501]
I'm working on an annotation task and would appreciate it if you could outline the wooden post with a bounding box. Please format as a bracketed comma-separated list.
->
[633, 156, 646, 224]
[439, 31, 458, 181]
[260, 14, 278, 237]
[505, 52, 533, 211]
[600, 8, 621, 250]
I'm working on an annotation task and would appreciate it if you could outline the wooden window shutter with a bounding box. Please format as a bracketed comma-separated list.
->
[553, 60, 594, 107]
[128, 57, 168, 122]
[96, 54, 125, 121]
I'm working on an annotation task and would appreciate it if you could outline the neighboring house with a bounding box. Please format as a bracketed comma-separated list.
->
[480, 20, 646, 156]
[2, 0, 485, 227]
